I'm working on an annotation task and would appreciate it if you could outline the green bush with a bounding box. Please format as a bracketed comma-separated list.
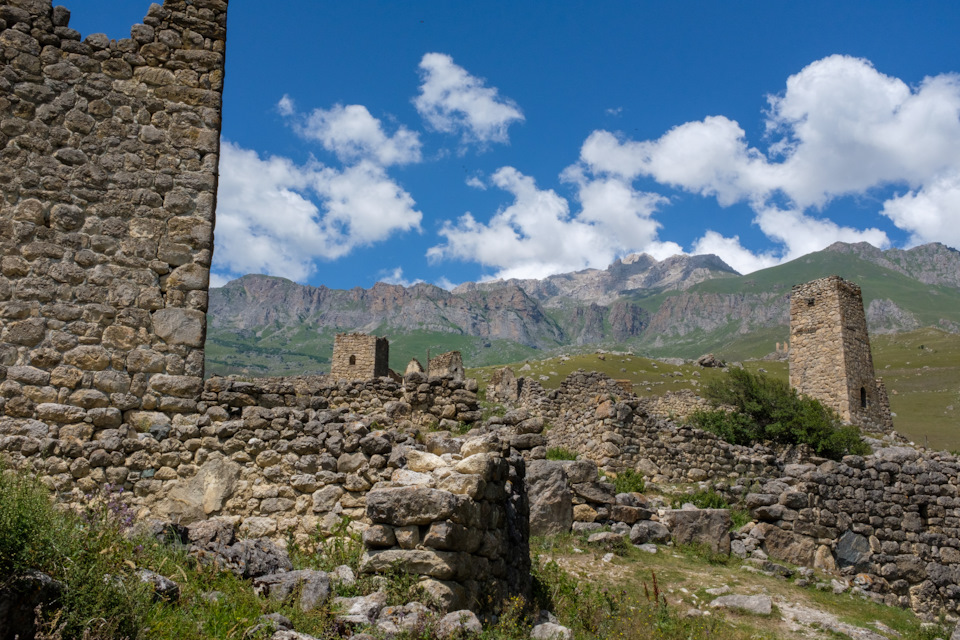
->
[689, 367, 869, 460]
[669, 489, 729, 510]
[546, 447, 578, 461]
[612, 469, 646, 494]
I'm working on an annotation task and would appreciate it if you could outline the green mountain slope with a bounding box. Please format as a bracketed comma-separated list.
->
[205, 243, 960, 377]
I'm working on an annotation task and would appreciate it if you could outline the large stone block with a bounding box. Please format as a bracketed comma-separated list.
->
[152, 308, 205, 347]
[661, 509, 731, 554]
[366, 487, 457, 526]
[527, 460, 572, 536]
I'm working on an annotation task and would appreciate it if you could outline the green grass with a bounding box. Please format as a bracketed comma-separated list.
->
[546, 447, 579, 461]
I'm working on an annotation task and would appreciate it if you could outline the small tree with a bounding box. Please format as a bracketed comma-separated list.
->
[690, 368, 868, 460]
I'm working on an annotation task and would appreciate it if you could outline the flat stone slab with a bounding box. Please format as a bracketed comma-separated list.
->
[709, 594, 772, 615]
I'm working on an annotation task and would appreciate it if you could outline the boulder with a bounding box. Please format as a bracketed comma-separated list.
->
[212, 539, 293, 579]
[836, 531, 872, 572]
[709, 594, 771, 615]
[755, 524, 817, 567]
[333, 591, 388, 625]
[137, 569, 180, 602]
[437, 610, 482, 638]
[253, 570, 331, 612]
[527, 460, 573, 536]
[531, 622, 573, 639]
[629, 521, 671, 545]
[157, 458, 241, 523]
[661, 509, 731, 554]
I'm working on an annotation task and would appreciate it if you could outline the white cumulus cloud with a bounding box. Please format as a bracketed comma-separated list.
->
[213, 141, 422, 283]
[428, 166, 679, 280]
[572, 55, 960, 271]
[283, 100, 422, 166]
[414, 53, 524, 146]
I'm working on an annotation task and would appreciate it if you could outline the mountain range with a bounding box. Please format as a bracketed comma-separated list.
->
[205, 242, 960, 377]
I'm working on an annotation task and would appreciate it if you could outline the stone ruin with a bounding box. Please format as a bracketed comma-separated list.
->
[789, 276, 893, 432]
[427, 349, 464, 381]
[0, 0, 528, 616]
[330, 332, 390, 381]
[1, 0, 959, 624]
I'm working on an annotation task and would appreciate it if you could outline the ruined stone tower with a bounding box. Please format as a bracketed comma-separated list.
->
[330, 332, 389, 380]
[789, 276, 892, 431]
[0, 0, 227, 423]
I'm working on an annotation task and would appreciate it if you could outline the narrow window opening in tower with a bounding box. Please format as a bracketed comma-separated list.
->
[860, 387, 867, 409]
[349, 355, 356, 365]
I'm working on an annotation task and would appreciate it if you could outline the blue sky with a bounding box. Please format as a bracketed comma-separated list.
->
[62, 1, 960, 289]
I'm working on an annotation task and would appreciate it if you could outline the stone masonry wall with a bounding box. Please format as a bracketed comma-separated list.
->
[789, 276, 892, 432]
[0, 0, 227, 423]
[0, 1, 531, 614]
[0, 372, 529, 613]
[331, 333, 389, 380]
[496, 369, 782, 482]
[748, 447, 960, 619]
[427, 350, 464, 381]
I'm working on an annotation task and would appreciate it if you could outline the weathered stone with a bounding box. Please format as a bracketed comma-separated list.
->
[527, 460, 572, 536]
[661, 509, 731, 554]
[152, 308, 205, 347]
[253, 570, 330, 612]
[436, 610, 482, 638]
[836, 531, 872, 572]
[366, 487, 457, 526]
[630, 521, 671, 545]
[756, 524, 817, 567]
[157, 458, 241, 523]
[709, 594, 771, 615]
[360, 549, 461, 580]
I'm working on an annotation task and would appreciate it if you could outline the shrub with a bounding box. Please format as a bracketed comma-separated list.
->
[611, 469, 646, 494]
[690, 367, 869, 460]
[669, 489, 729, 510]
[546, 447, 578, 461]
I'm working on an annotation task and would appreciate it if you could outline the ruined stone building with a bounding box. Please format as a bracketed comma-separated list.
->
[788, 276, 893, 431]
[330, 332, 389, 380]
[428, 350, 464, 380]
[0, 0, 226, 424]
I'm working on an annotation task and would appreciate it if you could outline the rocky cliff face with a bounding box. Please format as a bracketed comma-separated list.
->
[453, 253, 739, 307]
[825, 242, 960, 289]
[209, 253, 733, 351]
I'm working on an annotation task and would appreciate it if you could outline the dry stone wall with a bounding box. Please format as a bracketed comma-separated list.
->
[0, 372, 528, 613]
[747, 447, 960, 618]
[495, 369, 781, 482]
[0, 0, 227, 423]
[0, 0, 533, 614]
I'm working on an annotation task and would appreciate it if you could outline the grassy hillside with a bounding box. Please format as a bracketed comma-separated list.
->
[205, 325, 543, 377]
[470, 328, 960, 452]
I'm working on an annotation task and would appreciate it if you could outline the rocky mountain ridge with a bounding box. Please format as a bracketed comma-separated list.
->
[206, 243, 960, 375]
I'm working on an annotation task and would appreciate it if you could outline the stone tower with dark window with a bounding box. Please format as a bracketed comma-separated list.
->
[788, 276, 893, 432]
[330, 333, 389, 380]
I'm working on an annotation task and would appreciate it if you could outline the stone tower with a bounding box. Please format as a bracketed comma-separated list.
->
[0, 0, 227, 423]
[330, 333, 389, 380]
[788, 276, 892, 431]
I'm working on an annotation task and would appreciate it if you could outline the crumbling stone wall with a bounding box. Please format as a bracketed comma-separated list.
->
[0, 372, 528, 613]
[494, 369, 781, 482]
[789, 276, 892, 432]
[0, 1, 532, 615]
[331, 333, 389, 380]
[0, 0, 227, 423]
[427, 350, 464, 381]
